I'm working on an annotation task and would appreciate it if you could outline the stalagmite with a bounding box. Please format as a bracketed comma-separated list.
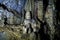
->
[23, 11, 31, 34]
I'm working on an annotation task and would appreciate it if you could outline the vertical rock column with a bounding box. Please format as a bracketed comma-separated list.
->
[37, 1, 43, 21]
[31, 0, 35, 18]
[24, 0, 31, 11]
[35, 1, 43, 29]
[45, 0, 55, 40]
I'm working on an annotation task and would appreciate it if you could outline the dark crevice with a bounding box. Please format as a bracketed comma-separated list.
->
[36, 16, 50, 40]
[43, 0, 49, 20]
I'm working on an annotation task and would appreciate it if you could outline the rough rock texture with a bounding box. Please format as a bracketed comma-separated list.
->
[0, 0, 26, 13]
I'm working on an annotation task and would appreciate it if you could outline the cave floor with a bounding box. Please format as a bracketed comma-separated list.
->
[0, 25, 33, 40]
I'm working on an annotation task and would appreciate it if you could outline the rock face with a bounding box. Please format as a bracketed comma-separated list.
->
[0, 0, 60, 40]
[45, 5, 55, 40]
[0, 0, 26, 13]
[0, 7, 21, 26]
[37, 1, 43, 21]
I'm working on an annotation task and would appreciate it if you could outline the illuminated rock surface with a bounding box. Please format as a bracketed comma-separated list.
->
[0, 0, 26, 13]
